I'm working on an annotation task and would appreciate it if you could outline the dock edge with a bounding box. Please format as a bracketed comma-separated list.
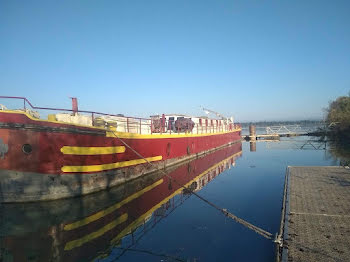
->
[275, 166, 291, 262]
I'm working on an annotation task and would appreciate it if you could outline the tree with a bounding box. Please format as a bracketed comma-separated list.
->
[326, 95, 350, 140]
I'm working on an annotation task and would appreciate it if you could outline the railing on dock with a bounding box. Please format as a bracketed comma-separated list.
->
[0, 96, 241, 135]
[266, 125, 302, 135]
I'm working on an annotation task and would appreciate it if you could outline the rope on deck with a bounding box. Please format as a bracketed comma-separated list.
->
[112, 131, 273, 240]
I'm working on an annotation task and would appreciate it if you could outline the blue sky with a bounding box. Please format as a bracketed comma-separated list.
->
[1, 0, 349, 122]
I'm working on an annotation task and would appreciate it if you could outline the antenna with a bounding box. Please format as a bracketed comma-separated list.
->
[200, 106, 234, 123]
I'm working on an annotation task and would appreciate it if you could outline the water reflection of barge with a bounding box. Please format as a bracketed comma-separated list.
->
[0, 142, 242, 262]
[0, 96, 241, 202]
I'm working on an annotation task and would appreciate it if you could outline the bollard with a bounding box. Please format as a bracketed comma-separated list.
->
[249, 125, 256, 141]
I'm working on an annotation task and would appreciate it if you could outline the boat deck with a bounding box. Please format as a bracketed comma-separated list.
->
[279, 166, 350, 262]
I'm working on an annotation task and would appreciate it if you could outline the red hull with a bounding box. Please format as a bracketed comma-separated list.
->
[0, 112, 241, 173]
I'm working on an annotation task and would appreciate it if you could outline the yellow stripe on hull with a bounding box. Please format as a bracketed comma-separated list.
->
[106, 128, 241, 139]
[64, 179, 163, 231]
[110, 150, 242, 245]
[64, 213, 128, 251]
[62, 150, 242, 251]
[61, 156, 163, 173]
[61, 146, 126, 155]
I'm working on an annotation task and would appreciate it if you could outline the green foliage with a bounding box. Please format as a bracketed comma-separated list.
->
[326, 95, 350, 139]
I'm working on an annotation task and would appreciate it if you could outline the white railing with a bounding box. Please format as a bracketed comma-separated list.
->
[266, 125, 302, 135]
[0, 96, 241, 135]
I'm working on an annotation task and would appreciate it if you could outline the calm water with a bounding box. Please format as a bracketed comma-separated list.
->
[0, 137, 346, 262]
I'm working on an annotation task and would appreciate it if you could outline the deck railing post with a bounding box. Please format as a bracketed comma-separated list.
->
[151, 119, 153, 134]
[139, 118, 141, 134]
[127, 118, 129, 133]
[163, 114, 166, 133]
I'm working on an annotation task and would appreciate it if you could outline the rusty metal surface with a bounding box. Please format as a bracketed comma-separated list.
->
[283, 166, 350, 262]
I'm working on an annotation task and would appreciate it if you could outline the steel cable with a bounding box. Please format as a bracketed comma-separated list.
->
[111, 130, 273, 240]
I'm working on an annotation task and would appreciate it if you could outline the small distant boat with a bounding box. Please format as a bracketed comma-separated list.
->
[0, 96, 242, 202]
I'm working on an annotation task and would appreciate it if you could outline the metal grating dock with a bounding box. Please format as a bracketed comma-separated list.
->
[279, 166, 350, 262]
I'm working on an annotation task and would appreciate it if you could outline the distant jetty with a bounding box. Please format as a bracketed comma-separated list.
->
[243, 124, 326, 141]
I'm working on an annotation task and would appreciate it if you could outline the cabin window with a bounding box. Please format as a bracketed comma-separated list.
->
[168, 117, 175, 131]
[199, 119, 202, 126]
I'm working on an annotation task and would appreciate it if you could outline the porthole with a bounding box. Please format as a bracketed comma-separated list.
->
[22, 144, 32, 154]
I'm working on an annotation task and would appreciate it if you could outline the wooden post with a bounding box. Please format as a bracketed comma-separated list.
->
[249, 125, 256, 141]
[250, 141, 256, 152]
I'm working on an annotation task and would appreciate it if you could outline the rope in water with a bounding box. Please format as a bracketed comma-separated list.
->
[111, 130, 273, 240]
[115, 247, 186, 262]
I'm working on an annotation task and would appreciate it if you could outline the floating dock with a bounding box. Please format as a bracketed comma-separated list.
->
[277, 166, 350, 262]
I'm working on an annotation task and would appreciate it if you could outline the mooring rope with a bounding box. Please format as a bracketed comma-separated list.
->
[115, 247, 186, 262]
[111, 130, 273, 240]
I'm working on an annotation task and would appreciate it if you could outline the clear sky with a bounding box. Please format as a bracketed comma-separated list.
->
[1, 0, 349, 122]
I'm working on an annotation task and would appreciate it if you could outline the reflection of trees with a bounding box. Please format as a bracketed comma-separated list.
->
[326, 140, 350, 166]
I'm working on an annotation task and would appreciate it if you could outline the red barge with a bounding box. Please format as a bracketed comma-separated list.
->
[0, 96, 242, 202]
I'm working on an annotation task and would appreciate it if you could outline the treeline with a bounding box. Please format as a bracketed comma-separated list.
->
[326, 94, 350, 141]
[240, 120, 323, 128]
